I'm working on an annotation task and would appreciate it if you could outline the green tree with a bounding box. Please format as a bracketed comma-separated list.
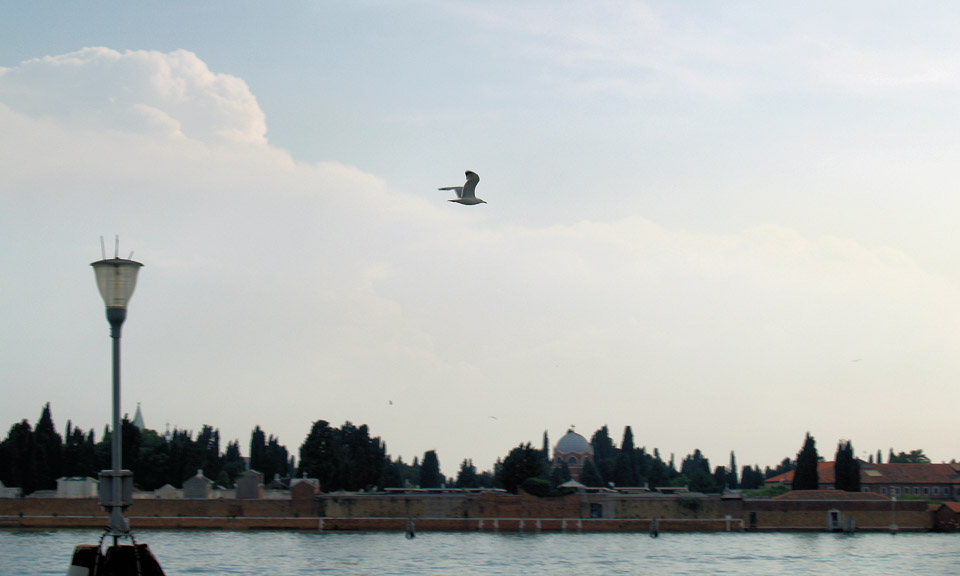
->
[299, 420, 341, 490]
[613, 426, 640, 487]
[834, 440, 861, 492]
[727, 451, 738, 489]
[549, 460, 572, 487]
[0, 420, 36, 493]
[497, 442, 545, 494]
[264, 434, 290, 481]
[419, 450, 442, 488]
[541, 431, 550, 466]
[338, 422, 383, 490]
[455, 459, 478, 488]
[249, 425, 267, 475]
[221, 440, 245, 487]
[889, 449, 931, 464]
[680, 450, 719, 492]
[792, 433, 819, 490]
[739, 465, 765, 490]
[711, 466, 728, 493]
[32, 403, 63, 490]
[643, 448, 676, 489]
[764, 457, 795, 479]
[589, 426, 617, 484]
[579, 458, 604, 487]
[119, 418, 142, 477]
[135, 427, 170, 490]
[63, 424, 97, 479]
[380, 459, 403, 489]
[197, 425, 223, 482]
[165, 428, 204, 486]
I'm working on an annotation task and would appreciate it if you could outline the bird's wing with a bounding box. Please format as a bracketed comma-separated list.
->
[461, 172, 480, 199]
[439, 186, 464, 198]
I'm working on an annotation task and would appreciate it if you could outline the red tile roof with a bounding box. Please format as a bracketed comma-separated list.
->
[774, 490, 889, 501]
[766, 461, 834, 484]
[765, 462, 960, 485]
[860, 463, 960, 485]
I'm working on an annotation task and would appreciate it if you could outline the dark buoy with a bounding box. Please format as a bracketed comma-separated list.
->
[406, 518, 416, 539]
[67, 532, 166, 575]
[67, 545, 100, 576]
[649, 518, 659, 538]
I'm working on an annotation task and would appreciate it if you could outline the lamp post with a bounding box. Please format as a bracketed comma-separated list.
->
[91, 255, 143, 543]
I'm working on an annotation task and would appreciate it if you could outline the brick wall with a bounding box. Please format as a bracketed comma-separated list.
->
[0, 491, 935, 532]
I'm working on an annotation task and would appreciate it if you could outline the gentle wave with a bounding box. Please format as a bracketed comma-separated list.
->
[2, 529, 959, 576]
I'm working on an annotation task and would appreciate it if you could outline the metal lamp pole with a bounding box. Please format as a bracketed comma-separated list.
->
[91, 254, 143, 543]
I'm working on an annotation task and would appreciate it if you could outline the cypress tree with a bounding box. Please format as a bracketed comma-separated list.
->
[250, 426, 267, 474]
[541, 431, 550, 466]
[298, 420, 340, 490]
[589, 426, 617, 484]
[792, 433, 819, 491]
[728, 451, 738, 489]
[834, 440, 861, 492]
[455, 459, 478, 488]
[33, 403, 63, 490]
[419, 450, 442, 488]
[613, 426, 640, 487]
[380, 459, 403, 489]
[579, 458, 604, 487]
[549, 460, 572, 487]
[0, 420, 36, 493]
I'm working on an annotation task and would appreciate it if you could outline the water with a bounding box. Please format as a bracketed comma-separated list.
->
[2, 529, 958, 576]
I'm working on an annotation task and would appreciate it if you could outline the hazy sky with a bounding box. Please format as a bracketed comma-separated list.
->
[3, 1, 960, 478]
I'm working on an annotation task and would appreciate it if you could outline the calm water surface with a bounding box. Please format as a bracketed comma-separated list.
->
[2, 529, 958, 576]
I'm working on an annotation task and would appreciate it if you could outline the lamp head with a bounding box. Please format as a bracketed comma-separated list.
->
[91, 258, 143, 334]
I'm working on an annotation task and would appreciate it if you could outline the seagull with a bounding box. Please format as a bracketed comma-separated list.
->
[439, 170, 486, 205]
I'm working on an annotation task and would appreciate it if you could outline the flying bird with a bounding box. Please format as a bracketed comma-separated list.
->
[440, 170, 486, 205]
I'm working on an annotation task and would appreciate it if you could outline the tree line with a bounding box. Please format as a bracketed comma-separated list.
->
[789, 432, 933, 492]
[0, 404, 934, 496]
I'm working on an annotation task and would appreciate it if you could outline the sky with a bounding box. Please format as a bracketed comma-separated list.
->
[3, 1, 960, 478]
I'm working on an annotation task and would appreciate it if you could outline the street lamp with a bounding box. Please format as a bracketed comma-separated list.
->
[67, 242, 166, 574]
[91, 253, 143, 542]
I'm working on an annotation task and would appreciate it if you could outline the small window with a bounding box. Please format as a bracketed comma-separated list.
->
[923, 487, 929, 496]
[880, 487, 887, 495]
[568, 456, 578, 466]
[933, 487, 940, 496]
[914, 487, 920, 495]
[892, 487, 899, 496]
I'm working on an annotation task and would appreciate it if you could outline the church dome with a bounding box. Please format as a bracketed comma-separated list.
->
[555, 430, 592, 455]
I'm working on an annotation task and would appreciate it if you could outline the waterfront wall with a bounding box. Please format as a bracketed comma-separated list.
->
[0, 491, 934, 532]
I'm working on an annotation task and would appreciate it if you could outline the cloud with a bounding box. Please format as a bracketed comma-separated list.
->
[2, 47, 958, 472]
[0, 47, 266, 144]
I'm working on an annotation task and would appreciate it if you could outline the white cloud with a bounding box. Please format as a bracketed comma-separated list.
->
[0, 47, 266, 144]
[2, 46, 958, 473]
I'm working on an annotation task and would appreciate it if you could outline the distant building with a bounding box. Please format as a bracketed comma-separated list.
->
[767, 462, 960, 500]
[236, 470, 264, 500]
[552, 429, 594, 481]
[183, 469, 215, 499]
[56, 477, 98, 498]
[290, 477, 320, 500]
[0, 480, 22, 499]
[935, 502, 960, 532]
[153, 484, 180, 499]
